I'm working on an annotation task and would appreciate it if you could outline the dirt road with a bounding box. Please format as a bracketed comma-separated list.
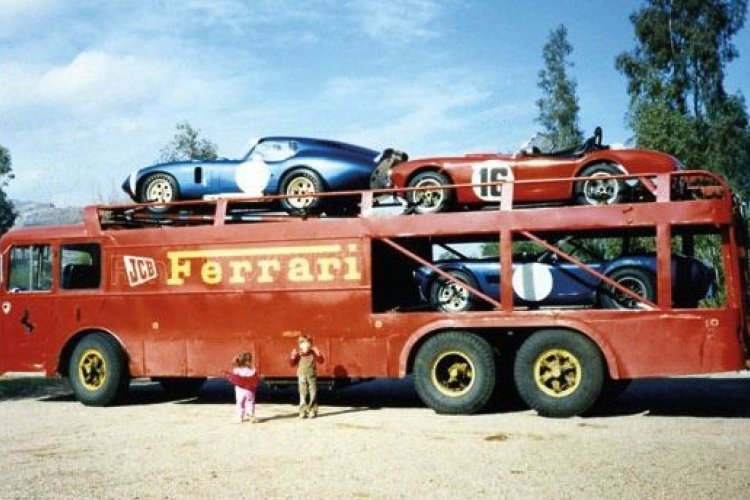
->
[1, 374, 750, 499]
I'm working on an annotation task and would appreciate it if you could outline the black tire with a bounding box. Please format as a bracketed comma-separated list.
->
[139, 173, 179, 204]
[154, 377, 207, 397]
[574, 164, 625, 206]
[513, 329, 604, 418]
[598, 267, 655, 310]
[407, 171, 453, 213]
[429, 270, 479, 313]
[68, 332, 129, 406]
[413, 331, 497, 414]
[280, 169, 325, 215]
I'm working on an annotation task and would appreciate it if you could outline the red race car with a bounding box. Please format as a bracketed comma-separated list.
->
[372, 128, 684, 213]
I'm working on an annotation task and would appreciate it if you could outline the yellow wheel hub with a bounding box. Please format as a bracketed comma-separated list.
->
[431, 351, 475, 397]
[534, 348, 581, 398]
[78, 349, 107, 391]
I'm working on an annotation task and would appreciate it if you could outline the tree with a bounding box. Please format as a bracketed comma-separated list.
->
[0, 144, 16, 234]
[616, 0, 750, 196]
[536, 25, 584, 150]
[158, 122, 219, 163]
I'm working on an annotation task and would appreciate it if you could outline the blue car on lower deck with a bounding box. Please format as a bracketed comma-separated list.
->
[122, 137, 381, 214]
[414, 249, 715, 312]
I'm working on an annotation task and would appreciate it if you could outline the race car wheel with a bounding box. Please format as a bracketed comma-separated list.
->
[407, 171, 453, 213]
[68, 332, 129, 406]
[154, 377, 207, 397]
[280, 170, 324, 215]
[575, 164, 625, 206]
[514, 329, 605, 417]
[139, 173, 179, 204]
[413, 331, 497, 414]
[598, 267, 655, 310]
[429, 270, 480, 313]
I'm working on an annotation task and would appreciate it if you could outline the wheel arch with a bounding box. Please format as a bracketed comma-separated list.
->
[572, 161, 628, 196]
[278, 165, 329, 194]
[136, 171, 181, 199]
[399, 321, 621, 379]
[574, 160, 628, 178]
[406, 165, 454, 186]
[57, 328, 129, 377]
[424, 264, 477, 293]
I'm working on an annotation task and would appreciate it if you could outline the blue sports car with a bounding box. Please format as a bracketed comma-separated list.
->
[122, 137, 381, 214]
[414, 241, 715, 312]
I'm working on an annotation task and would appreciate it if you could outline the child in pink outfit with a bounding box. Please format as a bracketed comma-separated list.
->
[223, 352, 259, 423]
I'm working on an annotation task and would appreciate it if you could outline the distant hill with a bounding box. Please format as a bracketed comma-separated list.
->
[12, 200, 83, 227]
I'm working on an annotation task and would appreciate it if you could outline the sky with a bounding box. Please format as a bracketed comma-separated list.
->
[1, 0, 749, 206]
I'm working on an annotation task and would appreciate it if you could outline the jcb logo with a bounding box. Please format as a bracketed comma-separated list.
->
[124, 256, 158, 287]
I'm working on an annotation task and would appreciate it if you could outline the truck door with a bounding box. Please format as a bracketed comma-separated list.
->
[1, 244, 55, 372]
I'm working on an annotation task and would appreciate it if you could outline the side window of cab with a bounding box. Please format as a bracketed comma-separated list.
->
[60, 243, 101, 290]
[8, 245, 53, 292]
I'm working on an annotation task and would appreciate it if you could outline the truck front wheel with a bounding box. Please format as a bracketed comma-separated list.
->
[513, 329, 604, 417]
[68, 332, 129, 406]
[413, 331, 497, 414]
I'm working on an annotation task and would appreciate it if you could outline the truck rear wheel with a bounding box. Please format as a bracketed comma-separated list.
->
[413, 331, 496, 414]
[68, 332, 129, 406]
[513, 329, 604, 417]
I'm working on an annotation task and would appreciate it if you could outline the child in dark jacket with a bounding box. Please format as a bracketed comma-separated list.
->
[290, 334, 324, 418]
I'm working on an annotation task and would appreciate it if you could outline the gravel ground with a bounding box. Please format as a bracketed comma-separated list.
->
[1, 373, 750, 499]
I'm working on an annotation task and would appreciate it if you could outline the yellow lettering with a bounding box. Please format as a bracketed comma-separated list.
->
[201, 260, 222, 284]
[288, 257, 313, 282]
[316, 257, 341, 281]
[228, 260, 253, 284]
[167, 253, 192, 285]
[257, 259, 281, 283]
[343, 256, 362, 281]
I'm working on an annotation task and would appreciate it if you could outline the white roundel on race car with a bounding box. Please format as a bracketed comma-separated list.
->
[511, 263, 554, 302]
[235, 156, 271, 196]
[470, 160, 515, 201]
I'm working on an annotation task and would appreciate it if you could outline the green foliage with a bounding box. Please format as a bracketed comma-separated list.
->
[536, 25, 584, 150]
[0, 144, 17, 234]
[158, 122, 219, 163]
[481, 242, 498, 257]
[616, 0, 750, 196]
[616, 0, 746, 119]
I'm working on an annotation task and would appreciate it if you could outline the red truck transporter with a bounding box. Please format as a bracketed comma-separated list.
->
[0, 170, 747, 417]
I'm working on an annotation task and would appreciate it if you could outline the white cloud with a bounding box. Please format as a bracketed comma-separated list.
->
[348, 0, 443, 44]
[36, 51, 166, 111]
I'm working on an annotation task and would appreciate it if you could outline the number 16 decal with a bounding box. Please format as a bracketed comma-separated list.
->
[471, 160, 514, 201]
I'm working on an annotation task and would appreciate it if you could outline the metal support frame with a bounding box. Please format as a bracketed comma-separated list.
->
[378, 237, 501, 310]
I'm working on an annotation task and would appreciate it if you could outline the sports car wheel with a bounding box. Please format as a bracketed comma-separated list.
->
[140, 174, 179, 204]
[575, 164, 625, 206]
[407, 171, 453, 213]
[280, 170, 324, 215]
[598, 267, 655, 310]
[429, 270, 479, 312]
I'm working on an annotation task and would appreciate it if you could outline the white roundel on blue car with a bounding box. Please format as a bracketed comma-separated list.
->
[235, 156, 271, 196]
[470, 160, 514, 201]
[512, 263, 554, 302]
